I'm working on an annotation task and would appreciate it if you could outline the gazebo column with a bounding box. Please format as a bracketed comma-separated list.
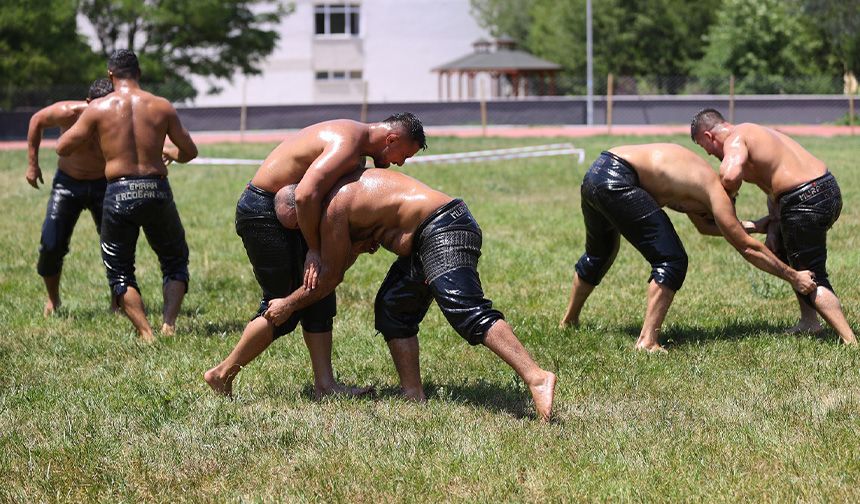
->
[457, 72, 464, 100]
[437, 72, 443, 101]
[468, 72, 475, 99]
[446, 72, 453, 102]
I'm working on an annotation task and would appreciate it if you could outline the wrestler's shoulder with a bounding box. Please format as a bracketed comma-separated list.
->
[39, 101, 87, 123]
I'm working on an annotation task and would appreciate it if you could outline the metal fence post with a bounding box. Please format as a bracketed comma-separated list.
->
[607, 73, 614, 133]
[729, 74, 735, 123]
[360, 81, 369, 123]
[239, 77, 248, 144]
[480, 81, 487, 137]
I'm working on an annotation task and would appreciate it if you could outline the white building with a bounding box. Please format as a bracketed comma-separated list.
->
[187, 0, 490, 106]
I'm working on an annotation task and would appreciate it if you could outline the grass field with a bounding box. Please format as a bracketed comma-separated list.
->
[1, 134, 859, 501]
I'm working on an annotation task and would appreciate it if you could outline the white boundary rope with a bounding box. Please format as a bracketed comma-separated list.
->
[190, 143, 586, 166]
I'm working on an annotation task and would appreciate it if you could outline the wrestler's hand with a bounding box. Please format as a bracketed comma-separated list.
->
[26, 163, 44, 189]
[791, 270, 816, 295]
[263, 298, 292, 326]
[304, 249, 321, 290]
[162, 145, 180, 166]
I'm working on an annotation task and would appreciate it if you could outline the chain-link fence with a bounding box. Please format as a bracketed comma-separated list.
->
[2, 75, 857, 140]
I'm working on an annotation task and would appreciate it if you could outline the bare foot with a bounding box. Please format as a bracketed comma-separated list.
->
[43, 299, 61, 317]
[204, 368, 233, 397]
[138, 329, 155, 344]
[635, 340, 668, 353]
[161, 323, 175, 336]
[399, 387, 427, 402]
[786, 320, 823, 334]
[529, 371, 556, 422]
[559, 318, 579, 329]
[314, 383, 375, 401]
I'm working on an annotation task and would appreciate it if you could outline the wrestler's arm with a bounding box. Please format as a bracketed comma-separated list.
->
[294, 140, 361, 289]
[718, 135, 749, 196]
[687, 213, 721, 236]
[263, 210, 353, 325]
[56, 106, 97, 157]
[27, 104, 75, 188]
[708, 188, 815, 294]
[163, 103, 198, 163]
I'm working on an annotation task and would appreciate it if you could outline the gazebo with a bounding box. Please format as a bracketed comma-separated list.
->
[432, 37, 562, 100]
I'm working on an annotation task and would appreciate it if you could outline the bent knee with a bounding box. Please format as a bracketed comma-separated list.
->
[651, 253, 687, 291]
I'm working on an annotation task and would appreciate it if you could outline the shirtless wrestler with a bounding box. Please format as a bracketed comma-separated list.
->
[691, 109, 855, 344]
[27, 78, 113, 315]
[559, 143, 816, 352]
[56, 49, 198, 341]
[204, 114, 426, 399]
[253, 169, 556, 421]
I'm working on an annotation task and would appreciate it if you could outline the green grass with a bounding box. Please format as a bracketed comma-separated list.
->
[1, 134, 859, 501]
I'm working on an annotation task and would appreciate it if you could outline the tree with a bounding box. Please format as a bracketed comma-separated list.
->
[471, 0, 719, 94]
[694, 0, 838, 93]
[803, 0, 860, 77]
[0, 0, 103, 109]
[469, 0, 532, 43]
[78, 0, 291, 101]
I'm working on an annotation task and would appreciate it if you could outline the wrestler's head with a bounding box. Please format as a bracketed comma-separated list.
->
[691, 108, 728, 160]
[274, 184, 299, 229]
[372, 112, 426, 168]
[87, 78, 114, 103]
[108, 49, 141, 81]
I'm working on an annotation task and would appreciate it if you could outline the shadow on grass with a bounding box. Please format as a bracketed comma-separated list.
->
[617, 320, 836, 348]
[375, 381, 535, 420]
[297, 380, 539, 420]
[191, 319, 250, 337]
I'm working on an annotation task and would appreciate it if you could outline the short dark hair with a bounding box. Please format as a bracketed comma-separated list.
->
[690, 108, 726, 141]
[87, 78, 114, 100]
[275, 184, 297, 210]
[108, 49, 141, 79]
[383, 112, 427, 150]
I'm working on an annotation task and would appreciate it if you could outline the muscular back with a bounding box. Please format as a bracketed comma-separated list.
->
[90, 89, 174, 178]
[326, 169, 453, 256]
[251, 120, 367, 193]
[58, 82, 195, 180]
[609, 143, 723, 213]
[731, 123, 827, 196]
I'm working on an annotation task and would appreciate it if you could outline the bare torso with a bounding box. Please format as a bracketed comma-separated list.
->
[328, 169, 453, 256]
[88, 86, 176, 179]
[730, 123, 827, 196]
[609, 143, 725, 215]
[250, 120, 368, 193]
[52, 102, 106, 180]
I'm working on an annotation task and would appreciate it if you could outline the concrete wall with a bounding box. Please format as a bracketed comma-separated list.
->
[3, 96, 853, 140]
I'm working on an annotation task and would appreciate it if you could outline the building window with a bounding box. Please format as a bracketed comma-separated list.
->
[315, 4, 360, 36]
[315, 70, 363, 81]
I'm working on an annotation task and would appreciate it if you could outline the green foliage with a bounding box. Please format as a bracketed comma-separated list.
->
[472, 0, 860, 95]
[473, 0, 718, 94]
[78, 0, 290, 101]
[469, 0, 532, 43]
[2, 135, 860, 499]
[0, 0, 103, 108]
[693, 0, 837, 93]
[803, 0, 860, 75]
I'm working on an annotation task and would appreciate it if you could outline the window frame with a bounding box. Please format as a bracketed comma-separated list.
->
[314, 3, 361, 37]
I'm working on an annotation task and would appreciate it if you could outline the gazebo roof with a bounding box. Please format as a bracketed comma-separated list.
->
[433, 47, 561, 73]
